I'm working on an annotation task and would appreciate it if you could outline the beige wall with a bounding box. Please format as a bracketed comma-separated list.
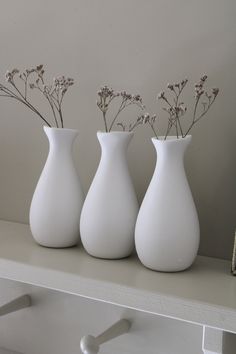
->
[0, 0, 235, 259]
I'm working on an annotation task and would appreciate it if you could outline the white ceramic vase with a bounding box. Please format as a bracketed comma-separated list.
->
[30, 126, 84, 248]
[80, 131, 139, 259]
[135, 136, 200, 272]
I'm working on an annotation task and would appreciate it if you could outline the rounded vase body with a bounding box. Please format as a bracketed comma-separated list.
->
[135, 136, 200, 272]
[30, 126, 84, 248]
[80, 131, 139, 259]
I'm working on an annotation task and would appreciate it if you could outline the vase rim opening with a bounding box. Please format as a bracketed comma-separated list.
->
[97, 130, 134, 135]
[43, 126, 78, 133]
[152, 135, 192, 142]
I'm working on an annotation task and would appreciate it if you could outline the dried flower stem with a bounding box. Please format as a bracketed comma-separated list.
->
[0, 83, 52, 126]
[1, 66, 74, 128]
[32, 78, 59, 128]
[102, 111, 108, 132]
[97, 86, 144, 132]
[147, 120, 159, 139]
[164, 122, 172, 140]
[134, 113, 158, 137]
[183, 94, 217, 137]
[109, 98, 127, 132]
[147, 76, 219, 139]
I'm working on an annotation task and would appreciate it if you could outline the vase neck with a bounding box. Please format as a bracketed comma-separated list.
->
[152, 136, 191, 162]
[44, 127, 78, 154]
[97, 131, 133, 159]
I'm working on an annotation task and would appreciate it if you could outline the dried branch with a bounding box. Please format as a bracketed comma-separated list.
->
[1, 66, 74, 128]
[144, 75, 219, 139]
[97, 86, 145, 132]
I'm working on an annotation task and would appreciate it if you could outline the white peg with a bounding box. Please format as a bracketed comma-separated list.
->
[80, 319, 131, 354]
[0, 295, 31, 317]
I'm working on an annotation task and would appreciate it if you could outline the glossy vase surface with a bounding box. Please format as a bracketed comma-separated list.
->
[135, 136, 200, 272]
[30, 126, 84, 248]
[80, 131, 139, 259]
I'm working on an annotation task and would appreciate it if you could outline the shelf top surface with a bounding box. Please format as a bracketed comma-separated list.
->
[0, 220, 235, 332]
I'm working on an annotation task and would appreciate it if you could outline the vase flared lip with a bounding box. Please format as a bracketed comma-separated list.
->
[151, 135, 192, 143]
[97, 130, 134, 136]
[43, 125, 78, 133]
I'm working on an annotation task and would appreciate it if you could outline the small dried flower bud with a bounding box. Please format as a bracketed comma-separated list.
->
[98, 85, 114, 99]
[194, 88, 205, 99]
[150, 114, 157, 124]
[5, 70, 12, 82]
[5, 68, 20, 82]
[212, 88, 219, 96]
[167, 83, 174, 90]
[179, 104, 187, 114]
[201, 75, 208, 82]
[181, 78, 188, 86]
[144, 113, 150, 123]
[67, 78, 74, 86]
[157, 91, 165, 100]
[36, 65, 44, 71]
[137, 113, 148, 124]
[134, 94, 141, 101]
[12, 68, 19, 75]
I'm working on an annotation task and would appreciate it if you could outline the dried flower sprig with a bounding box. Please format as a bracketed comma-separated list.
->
[1, 65, 74, 128]
[117, 112, 156, 132]
[144, 75, 219, 139]
[132, 113, 158, 136]
[96, 85, 145, 132]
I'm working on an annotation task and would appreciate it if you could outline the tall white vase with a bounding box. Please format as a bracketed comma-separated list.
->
[135, 136, 200, 272]
[30, 126, 84, 248]
[80, 131, 139, 259]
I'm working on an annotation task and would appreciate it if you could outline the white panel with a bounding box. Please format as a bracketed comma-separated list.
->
[0, 278, 202, 354]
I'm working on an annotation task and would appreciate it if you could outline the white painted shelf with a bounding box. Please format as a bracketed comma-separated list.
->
[0, 220, 235, 334]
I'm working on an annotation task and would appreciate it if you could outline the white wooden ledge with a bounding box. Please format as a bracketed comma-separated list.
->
[202, 326, 236, 354]
[0, 220, 235, 333]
